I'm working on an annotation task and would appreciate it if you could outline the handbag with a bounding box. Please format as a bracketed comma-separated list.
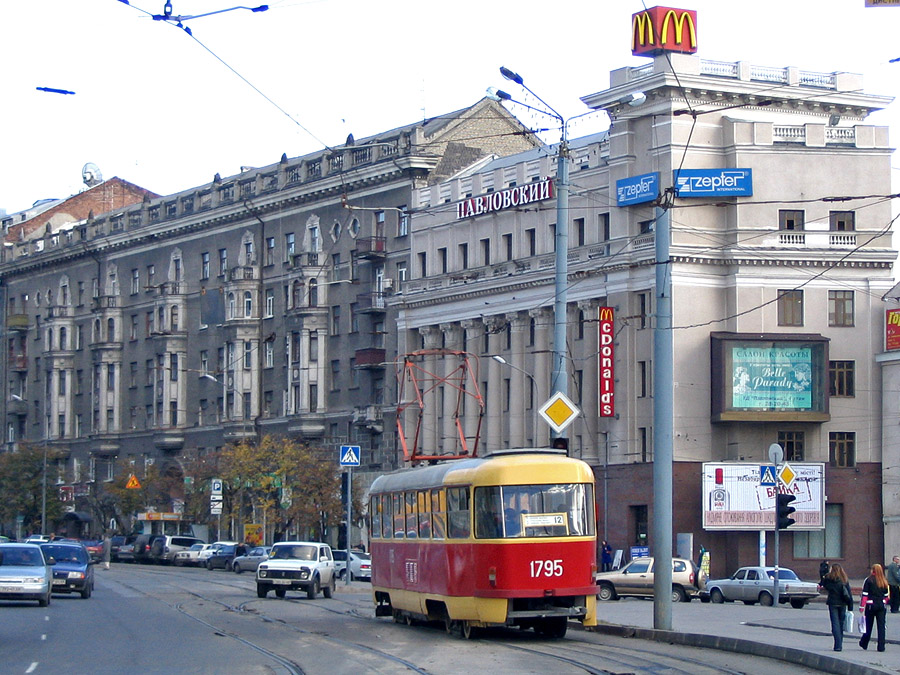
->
[858, 612, 867, 634]
[844, 609, 855, 633]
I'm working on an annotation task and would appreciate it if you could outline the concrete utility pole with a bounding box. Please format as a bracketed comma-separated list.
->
[652, 204, 674, 631]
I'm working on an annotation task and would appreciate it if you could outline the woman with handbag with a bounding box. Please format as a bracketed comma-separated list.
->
[820, 563, 853, 651]
[860, 563, 890, 651]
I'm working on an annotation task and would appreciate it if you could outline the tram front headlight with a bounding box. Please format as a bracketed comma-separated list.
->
[488, 566, 497, 587]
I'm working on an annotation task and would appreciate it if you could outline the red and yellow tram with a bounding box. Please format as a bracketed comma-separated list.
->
[369, 449, 597, 638]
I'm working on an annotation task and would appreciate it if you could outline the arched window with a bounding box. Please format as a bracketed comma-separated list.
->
[291, 281, 302, 309]
[308, 279, 318, 307]
[243, 291, 252, 318]
[107, 318, 115, 341]
[227, 293, 236, 319]
[59, 327, 67, 351]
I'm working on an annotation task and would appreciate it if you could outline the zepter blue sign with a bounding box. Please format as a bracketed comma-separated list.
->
[616, 172, 659, 206]
[674, 168, 753, 197]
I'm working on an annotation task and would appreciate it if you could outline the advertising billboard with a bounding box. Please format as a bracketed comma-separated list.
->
[674, 169, 753, 197]
[710, 333, 829, 423]
[887, 308, 900, 351]
[632, 6, 698, 56]
[616, 172, 659, 206]
[702, 462, 825, 531]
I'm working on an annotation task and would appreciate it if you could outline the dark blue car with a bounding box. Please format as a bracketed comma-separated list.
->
[41, 542, 95, 599]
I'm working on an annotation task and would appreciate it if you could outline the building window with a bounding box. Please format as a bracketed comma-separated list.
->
[574, 218, 585, 246]
[169, 354, 178, 381]
[331, 360, 340, 390]
[58, 370, 66, 396]
[107, 363, 115, 390]
[503, 233, 513, 261]
[637, 291, 650, 329]
[309, 384, 318, 413]
[244, 291, 253, 318]
[398, 205, 408, 236]
[830, 211, 855, 231]
[130, 315, 138, 340]
[458, 243, 468, 270]
[793, 503, 842, 559]
[264, 341, 274, 368]
[331, 306, 341, 335]
[777, 431, 805, 461]
[779, 210, 804, 230]
[218, 249, 227, 276]
[637, 361, 648, 398]
[777, 289, 803, 326]
[438, 248, 447, 274]
[265, 237, 275, 265]
[131, 269, 140, 295]
[576, 309, 586, 340]
[265, 288, 274, 317]
[244, 341, 253, 369]
[201, 252, 210, 279]
[829, 360, 855, 397]
[526, 228, 536, 256]
[481, 238, 491, 266]
[599, 213, 610, 241]
[309, 333, 318, 362]
[285, 233, 295, 259]
[418, 252, 427, 277]
[828, 290, 854, 327]
[130, 362, 138, 388]
[829, 431, 855, 467]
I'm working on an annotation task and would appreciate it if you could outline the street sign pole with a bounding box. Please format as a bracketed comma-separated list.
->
[768, 444, 783, 609]
[345, 466, 352, 586]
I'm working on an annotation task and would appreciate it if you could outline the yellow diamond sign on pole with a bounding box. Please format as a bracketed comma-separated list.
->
[777, 463, 796, 489]
[538, 392, 580, 434]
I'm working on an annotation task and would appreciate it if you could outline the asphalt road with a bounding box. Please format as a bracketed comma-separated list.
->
[0, 564, 836, 674]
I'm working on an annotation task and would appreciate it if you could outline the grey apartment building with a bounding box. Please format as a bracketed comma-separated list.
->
[0, 98, 537, 536]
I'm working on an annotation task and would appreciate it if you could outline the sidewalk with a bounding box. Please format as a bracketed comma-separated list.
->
[588, 595, 899, 675]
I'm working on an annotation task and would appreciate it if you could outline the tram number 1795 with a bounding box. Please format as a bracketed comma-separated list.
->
[530, 559, 564, 578]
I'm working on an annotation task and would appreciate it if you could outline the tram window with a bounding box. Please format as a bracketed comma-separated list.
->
[431, 488, 446, 539]
[405, 492, 418, 538]
[473, 483, 597, 539]
[370, 496, 381, 539]
[381, 494, 393, 539]
[417, 490, 432, 538]
[447, 486, 470, 538]
[474, 486, 504, 539]
[392, 493, 404, 538]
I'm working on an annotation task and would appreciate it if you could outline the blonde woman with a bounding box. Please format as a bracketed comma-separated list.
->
[860, 563, 889, 651]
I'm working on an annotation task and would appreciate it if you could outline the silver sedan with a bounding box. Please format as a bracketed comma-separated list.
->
[705, 566, 819, 608]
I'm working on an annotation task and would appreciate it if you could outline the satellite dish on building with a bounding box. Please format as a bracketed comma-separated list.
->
[82, 162, 103, 187]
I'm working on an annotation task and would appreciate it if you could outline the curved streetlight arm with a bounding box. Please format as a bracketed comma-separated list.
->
[500, 66, 563, 128]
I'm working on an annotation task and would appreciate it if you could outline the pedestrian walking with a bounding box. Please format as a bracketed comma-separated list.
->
[820, 563, 853, 651]
[860, 563, 890, 652]
[886, 555, 900, 613]
[601, 541, 613, 572]
[101, 533, 111, 570]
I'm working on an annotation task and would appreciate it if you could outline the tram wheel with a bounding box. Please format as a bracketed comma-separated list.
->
[405, 614, 414, 626]
[444, 616, 455, 634]
[392, 609, 403, 624]
[534, 617, 568, 639]
[462, 621, 478, 640]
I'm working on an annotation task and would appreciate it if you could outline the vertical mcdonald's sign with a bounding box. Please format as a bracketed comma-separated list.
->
[887, 308, 900, 351]
[632, 6, 698, 56]
[599, 307, 615, 417]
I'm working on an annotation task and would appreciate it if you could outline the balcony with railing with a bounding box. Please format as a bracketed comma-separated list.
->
[7, 354, 28, 370]
[7, 314, 29, 331]
[356, 292, 386, 313]
[354, 347, 386, 369]
[290, 251, 323, 268]
[45, 305, 71, 319]
[91, 296, 118, 310]
[229, 266, 256, 282]
[355, 237, 386, 259]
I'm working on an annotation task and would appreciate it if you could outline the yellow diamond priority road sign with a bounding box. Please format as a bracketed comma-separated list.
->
[538, 392, 580, 433]
[778, 462, 796, 488]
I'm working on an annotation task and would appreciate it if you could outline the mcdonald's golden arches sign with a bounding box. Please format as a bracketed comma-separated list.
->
[632, 6, 698, 56]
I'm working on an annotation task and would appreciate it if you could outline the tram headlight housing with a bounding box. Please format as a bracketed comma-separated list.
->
[488, 566, 497, 587]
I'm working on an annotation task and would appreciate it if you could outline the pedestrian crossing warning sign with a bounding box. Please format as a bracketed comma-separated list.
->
[759, 465, 776, 486]
[126, 474, 141, 489]
[339, 445, 361, 466]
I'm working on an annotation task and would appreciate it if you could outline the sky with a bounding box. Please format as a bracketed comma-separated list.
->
[1, 1, 899, 215]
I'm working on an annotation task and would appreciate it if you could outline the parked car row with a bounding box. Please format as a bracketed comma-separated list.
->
[595, 557, 820, 609]
[0, 541, 97, 607]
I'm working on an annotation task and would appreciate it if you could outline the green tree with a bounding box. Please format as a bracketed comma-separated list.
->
[0, 443, 63, 536]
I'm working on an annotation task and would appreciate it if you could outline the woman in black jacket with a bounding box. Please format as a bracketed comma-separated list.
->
[860, 563, 890, 651]
[820, 563, 852, 651]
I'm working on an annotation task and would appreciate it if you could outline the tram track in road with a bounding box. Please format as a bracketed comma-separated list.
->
[111, 566, 430, 673]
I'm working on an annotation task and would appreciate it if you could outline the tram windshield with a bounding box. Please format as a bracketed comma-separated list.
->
[473, 483, 595, 539]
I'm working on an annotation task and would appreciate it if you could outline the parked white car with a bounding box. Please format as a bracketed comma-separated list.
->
[333, 549, 372, 581]
[173, 543, 214, 567]
[703, 566, 819, 608]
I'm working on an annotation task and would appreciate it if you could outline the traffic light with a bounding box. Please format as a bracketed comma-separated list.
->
[776, 493, 796, 530]
[551, 437, 569, 453]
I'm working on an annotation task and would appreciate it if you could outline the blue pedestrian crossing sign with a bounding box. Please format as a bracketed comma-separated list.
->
[760, 464, 777, 487]
[339, 445, 361, 467]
